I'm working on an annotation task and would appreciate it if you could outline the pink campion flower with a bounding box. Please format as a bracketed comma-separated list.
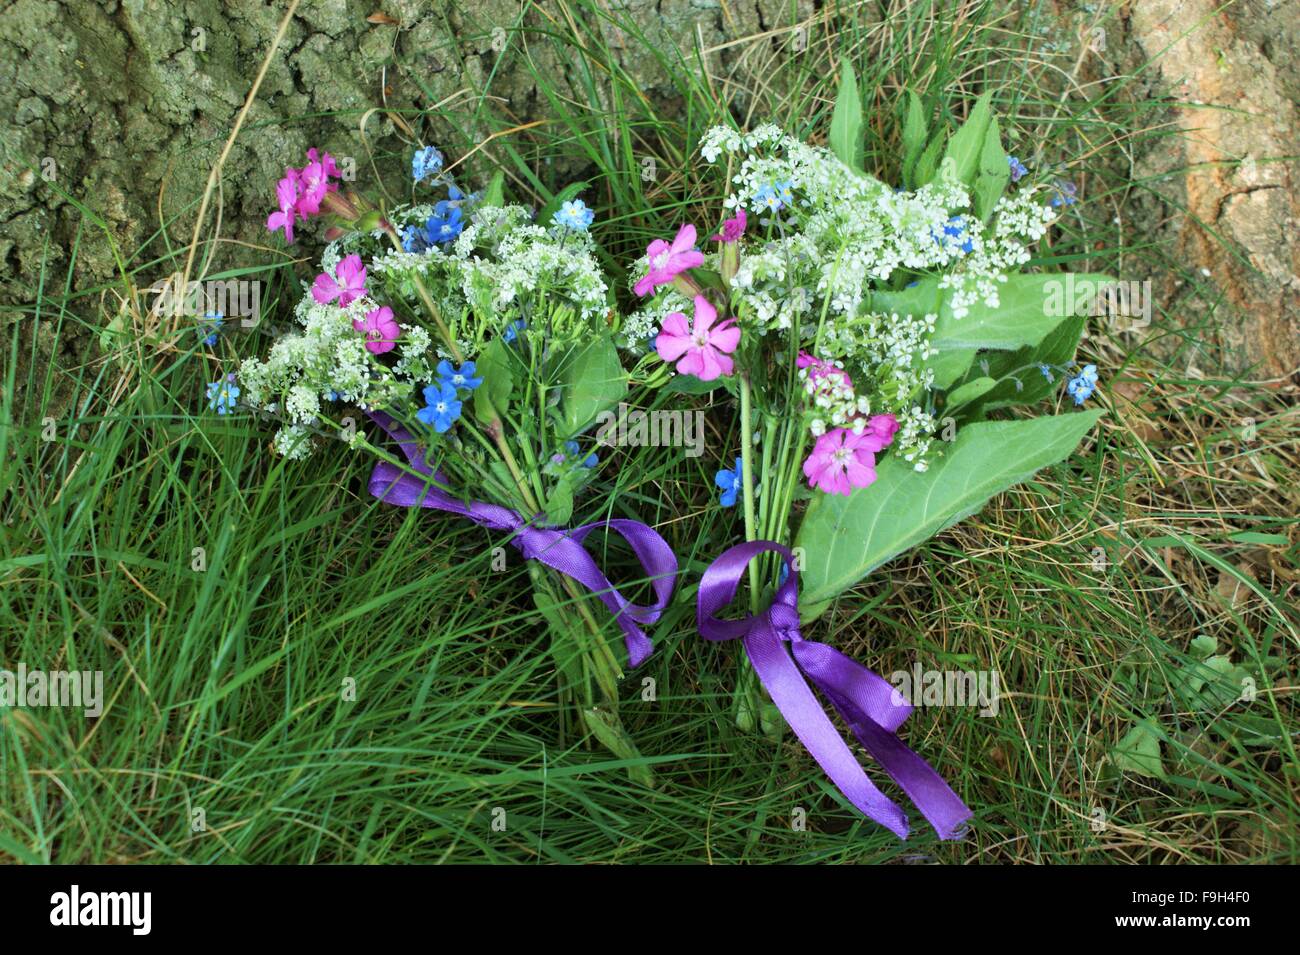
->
[265, 169, 301, 242]
[306, 148, 341, 182]
[295, 161, 330, 216]
[655, 295, 740, 381]
[312, 253, 368, 307]
[635, 224, 705, 296]
[710, 209, 747, 243]
[803, 428, 883, 495]
[864, 413, 899, 444]
[797, 351, 853, 390]
[296, 149, 341, 215]
[353, 305, 400, 354]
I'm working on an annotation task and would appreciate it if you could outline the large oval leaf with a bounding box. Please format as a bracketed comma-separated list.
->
[794, 409, 1104, 619]
[557, 333, 627, 437]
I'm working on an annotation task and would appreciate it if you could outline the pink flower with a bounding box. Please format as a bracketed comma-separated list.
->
[265, 149, 341, 244]
[803, 428, 882, 495]
[864, 413, 899, 444]
[710, 210, 747, 243]
[265, 169, 301, 243]
[655, 295, 740, 381]
[312, 254, 368, 307]
[797, 351, 853, 390]
[306, 148, 341, 181]
[635, 224, 705, 296]
[354, 305, 400, 354]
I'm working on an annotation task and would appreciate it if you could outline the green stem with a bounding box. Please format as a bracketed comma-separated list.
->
[738, 371, 761, 614]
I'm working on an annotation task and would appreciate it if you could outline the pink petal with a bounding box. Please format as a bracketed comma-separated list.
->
[634, 273, 657, 297]
[692, 296, 717, 333]
[312, 274, 340, 304]
[844, 454, 877, 488]
[673, 250, 705, 272]
[656, 331, 691, 363]
[676, 349, 706, 379]
[708, 319, 740, 354]
[711, 350, 734, 378]
[671, 224, 697, 254]
[695, 346, 723, 381]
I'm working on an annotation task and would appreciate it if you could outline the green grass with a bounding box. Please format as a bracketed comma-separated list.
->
[1, 0, 1296, 863]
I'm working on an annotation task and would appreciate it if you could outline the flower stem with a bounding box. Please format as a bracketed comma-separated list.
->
[738, 371, 761, 614]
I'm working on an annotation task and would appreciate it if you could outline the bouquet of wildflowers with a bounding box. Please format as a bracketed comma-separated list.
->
[234, 144, 676, 776]
[629, 65, 1106, 838]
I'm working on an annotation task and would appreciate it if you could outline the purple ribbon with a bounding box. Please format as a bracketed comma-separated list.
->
[697, 539, 973, 840]
[365, 410, 676, 667]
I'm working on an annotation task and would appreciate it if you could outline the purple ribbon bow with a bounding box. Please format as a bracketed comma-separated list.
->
[697, 539, 973, 840]
[366, 410, 676, 667]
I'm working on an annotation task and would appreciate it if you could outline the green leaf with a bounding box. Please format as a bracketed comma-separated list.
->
[940, 90, 994, 187]
[912, 130, 946, 187]
[945, 376, 996, 409]
[537, 180, 589, 227]
[901, 91, 928, 188]
[973, 114, 1009, 221]
[557, 333, 627, 437]
[472, 336, 515, 423]
[544, 480, 574, 525]
[1111, 718, 1168, 780]
[874, 274, 1107, 390]
[829, 58, 864, 171]
[480, 170, 506, 208]
[932, 273, 1113, 351]
[795, 410, 1104, 615]
[664, 374, 719, 395]
[952, 315, 1085, 419]
[583, 707, 655, 788]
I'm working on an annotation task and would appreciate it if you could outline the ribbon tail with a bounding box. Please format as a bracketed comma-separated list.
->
[744, 623, 910, 838]
[521, 530, 655, 668]
[795, 641, 972, 840]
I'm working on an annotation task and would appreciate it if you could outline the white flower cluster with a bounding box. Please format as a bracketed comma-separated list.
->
[700, 123, 1057, 465]
[240, 201, 616, 458]
[238, 291, 433, 459]
[457, 206, 608, 325]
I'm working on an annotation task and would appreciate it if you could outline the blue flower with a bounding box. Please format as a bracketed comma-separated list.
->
[502, 319, 525, 343]
[754, 183, 782, 212]
[426, 202, 464, 244]
[412, 145, 444, 183]
[562, 440, 597, 468]
[1039, 363, 1054, 383]
[402, 223, 431, 254]
[1007, 155, 1028, 183]
[1050, 179, 1077, 207]
[206, 375, 239, 415]
[416, 382, 463, 432]
[1066, 364, 1099, 405]
[199, 311, 223, 346]
[437, 359, 482, 391]
[775, 180, 795, 206]
[933, 215, 973, 254]
[714, 457, 743, 507]
[552, 198, 594, 231]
